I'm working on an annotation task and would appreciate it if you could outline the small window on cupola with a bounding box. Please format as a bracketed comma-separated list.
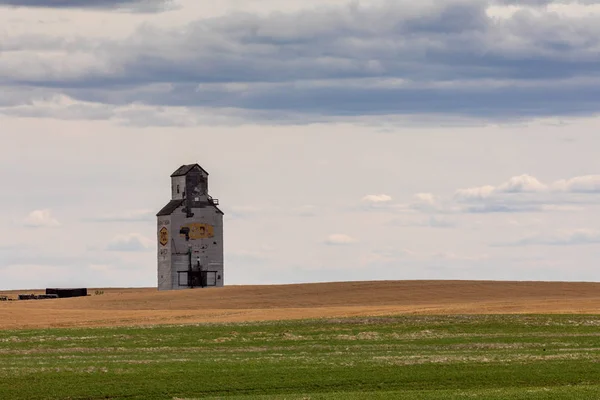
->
[177, 185, 180, 194]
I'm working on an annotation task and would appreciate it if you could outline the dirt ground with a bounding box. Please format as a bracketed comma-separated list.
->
[1, 280, 599, 330]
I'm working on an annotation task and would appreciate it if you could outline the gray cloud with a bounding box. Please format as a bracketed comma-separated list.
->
[389, 216, 457, 228]
[3, 1, 600, 123]
[0, 0, 174, 12]
[495, 0, 600, 5]
[495, 229, 600, 247]
[463, 203, 545, 214]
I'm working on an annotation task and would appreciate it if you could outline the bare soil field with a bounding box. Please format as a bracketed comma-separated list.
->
[1, 280, 599, 330]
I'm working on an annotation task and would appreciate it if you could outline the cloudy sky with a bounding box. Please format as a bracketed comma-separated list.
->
[2, 0, 600, 290]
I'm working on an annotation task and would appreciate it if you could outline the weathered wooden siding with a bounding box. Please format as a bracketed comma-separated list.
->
[157, 215, 172, 291]
[157, 164, 224, 291]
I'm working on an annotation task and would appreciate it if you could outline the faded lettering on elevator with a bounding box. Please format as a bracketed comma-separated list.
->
[180, 223, 214, 240]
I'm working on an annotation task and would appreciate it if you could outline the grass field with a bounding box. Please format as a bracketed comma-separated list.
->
[2, 314, 600, 399]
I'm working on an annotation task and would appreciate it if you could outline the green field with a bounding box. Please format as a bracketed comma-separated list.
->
[1, 315, 600, 399]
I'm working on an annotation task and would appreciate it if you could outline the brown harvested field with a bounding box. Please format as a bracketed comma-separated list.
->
[1, 280, 599, 330]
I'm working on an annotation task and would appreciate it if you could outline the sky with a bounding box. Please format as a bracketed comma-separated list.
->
[2, 0, 600, 289]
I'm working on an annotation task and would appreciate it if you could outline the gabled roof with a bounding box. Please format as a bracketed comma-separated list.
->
[170, 164, 209, 177]
[156, 199, 225, 216]
[156, 199, 185, 216]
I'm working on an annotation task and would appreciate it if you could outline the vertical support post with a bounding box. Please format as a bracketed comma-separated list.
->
[187, 248, 193, 288]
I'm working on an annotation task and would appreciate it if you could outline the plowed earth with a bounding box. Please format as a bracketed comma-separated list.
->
[1, 280, 599, 330]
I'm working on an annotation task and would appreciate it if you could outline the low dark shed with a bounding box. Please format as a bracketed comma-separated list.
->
[45, 288, 88, 298]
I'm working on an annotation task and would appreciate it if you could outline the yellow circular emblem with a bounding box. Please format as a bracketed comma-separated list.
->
[159, 227, 169, 246]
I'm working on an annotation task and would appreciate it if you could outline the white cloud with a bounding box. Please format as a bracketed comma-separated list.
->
[324, 234, 357, 245]
[456, 174, 600, 203]
[357, 173, 600, 218]
[361, 194, 392, 204]
[369, 174, 589, 216]
[106, 233, 154, 252]
[359, 194, 395, 211]
[454, 185, 496, 201]
[447, 174, 600, 214]
[552, 175, 600, 193]
[409, 192, 443, 213]
[455, 174, 547, 202]
[0, 94, 258, 127]
[23, 209, 60, 228]
[414, 193, 436, 205]
[496, 174, 548, 193]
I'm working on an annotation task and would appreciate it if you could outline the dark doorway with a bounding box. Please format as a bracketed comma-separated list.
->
[177, 270, 218, 288]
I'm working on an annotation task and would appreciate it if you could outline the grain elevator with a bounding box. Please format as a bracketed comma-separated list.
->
[156, 164, 224, 290]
